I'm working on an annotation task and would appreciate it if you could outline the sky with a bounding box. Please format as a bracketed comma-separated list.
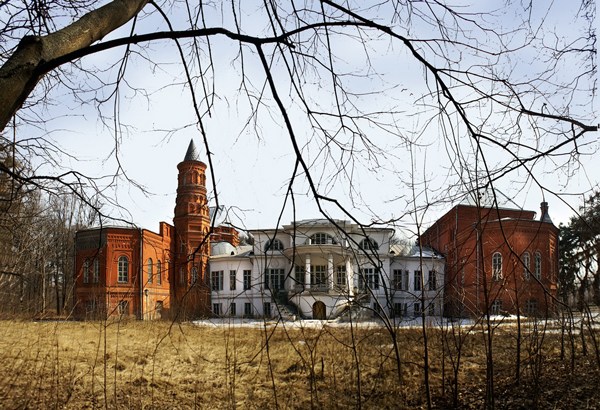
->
[4, 0, 598, 238]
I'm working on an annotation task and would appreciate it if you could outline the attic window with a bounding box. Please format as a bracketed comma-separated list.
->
[309, 233, 337, 245]
[265, 239, 284, 252]
[359, 238, 379, 251]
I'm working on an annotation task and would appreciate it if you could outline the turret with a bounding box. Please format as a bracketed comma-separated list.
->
[540, 201, 552, 224]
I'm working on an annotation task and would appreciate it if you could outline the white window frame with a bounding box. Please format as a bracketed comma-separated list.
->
[522, 252, 531, 279]
[117, 256, 129, 283]
[211, 270, 223, 291]
[147, 258, 153, 284]
[230, 270, 237, 290]
[534, 251, 542, 280]
[492, 252, 503, 281]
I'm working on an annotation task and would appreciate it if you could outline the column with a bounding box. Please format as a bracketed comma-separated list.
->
[346, 258, 353, 296]
[327, 254, 334, 290]
[305, 254, 311, 290]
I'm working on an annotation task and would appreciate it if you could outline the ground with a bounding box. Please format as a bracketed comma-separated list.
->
[0, 317, 598, 408]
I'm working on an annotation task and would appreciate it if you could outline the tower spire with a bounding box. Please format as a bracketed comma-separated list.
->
[184, 139, 201, 162]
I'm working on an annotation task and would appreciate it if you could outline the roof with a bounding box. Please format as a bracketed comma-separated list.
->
[183, 139, 201, 162]
[210, 242, 253, 258]
[390, 244, 443, 259]
[459, 188, 524, 210]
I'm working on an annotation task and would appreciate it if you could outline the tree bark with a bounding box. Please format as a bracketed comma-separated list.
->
[0, 0, 150, 132]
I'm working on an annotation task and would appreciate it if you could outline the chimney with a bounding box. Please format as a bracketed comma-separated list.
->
[540, 201, 552, 223]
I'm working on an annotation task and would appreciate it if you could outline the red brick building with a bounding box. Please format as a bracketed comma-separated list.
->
[73, 140, 238, 319]
[419, 201, 558, 317]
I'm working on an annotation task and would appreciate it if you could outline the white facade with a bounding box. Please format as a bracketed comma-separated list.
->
[209, 219, 445, 320]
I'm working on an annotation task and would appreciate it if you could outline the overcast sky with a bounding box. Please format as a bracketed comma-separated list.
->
[8, 0, 598, 237]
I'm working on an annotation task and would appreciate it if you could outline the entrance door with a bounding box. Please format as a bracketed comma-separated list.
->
[312, 301, 326, 320]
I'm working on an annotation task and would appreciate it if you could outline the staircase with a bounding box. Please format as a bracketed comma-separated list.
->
[336, 293, 373, 321]
[272, 290, 304, 320]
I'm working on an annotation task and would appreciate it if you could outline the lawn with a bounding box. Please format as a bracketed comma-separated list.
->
[0, 318, 598, 408]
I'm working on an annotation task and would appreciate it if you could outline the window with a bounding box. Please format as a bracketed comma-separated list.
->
[117, 256, 129, 283]
[156, 260, 162, 285]
[310, 233, 336, 245]
[360, 268, 379, 290]
[179, 267, 185, 285]
[93, 258, 99, 283]
[392, 269, 402, 290]
[520, 252, 530, 279]
[147, 258, 153, 284]
[263, 302, 272, 317]
[414, 302, 421, 316]
[265, 238, 284, 252]
[155, 301, 163, 315]
[83, 259, 90, 284]
[86, 299, 97, 315]
[229, 303, 237, 316]
[534, 252, 542, 280]
[490, 299, 502, 315]
[230, 270, 237, 290]
[336, 266, 346, 287]
[393, 303, 403, 317]
[244, 302, 253, 317]
[294, 265, 305, 287]
[428, 302, 435, 316]
[213, 303, 222, 316]
[359, 237, 379, 251]
[191, 266, 198, 284]
[428, 270, 437, 291]
[265, 268, 285, 291]
[118, 300, 129, 316]
[492, 252, 503, 281]
[373, 302, 381, 314]
[211, 270, 223, 291]
[414, 270, 422, 291]
[243, 270, 252, 290]
[311, 265, 328, 288]
[526, 299, 538, 316]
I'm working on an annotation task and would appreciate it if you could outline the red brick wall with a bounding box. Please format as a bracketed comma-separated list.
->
[420, 204, 558, 317]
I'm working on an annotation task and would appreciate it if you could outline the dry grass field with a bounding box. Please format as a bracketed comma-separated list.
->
[0, 318, 598, 409]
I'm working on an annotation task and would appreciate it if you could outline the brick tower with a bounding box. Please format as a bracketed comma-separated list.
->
[173, 139, 211, 318]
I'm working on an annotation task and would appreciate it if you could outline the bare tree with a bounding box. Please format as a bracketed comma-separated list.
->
[0, 1, 598, 408]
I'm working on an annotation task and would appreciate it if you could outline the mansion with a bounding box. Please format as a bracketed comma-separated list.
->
[210, 220, 444, 320]
[73, 139, 558, 320]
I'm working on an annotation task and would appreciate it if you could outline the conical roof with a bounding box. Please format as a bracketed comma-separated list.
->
[183, 139, 201, 162]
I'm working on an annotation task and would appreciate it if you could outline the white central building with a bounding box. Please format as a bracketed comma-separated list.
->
[209, 219, 444, 320]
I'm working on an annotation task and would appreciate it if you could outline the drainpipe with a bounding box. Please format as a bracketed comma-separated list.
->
[139, 228, 144, 320]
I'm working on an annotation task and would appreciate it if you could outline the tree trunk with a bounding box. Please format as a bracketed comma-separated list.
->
[0, 0, 150, 132]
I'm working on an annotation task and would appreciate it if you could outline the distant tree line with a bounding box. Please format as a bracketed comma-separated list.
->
[559, 191, 600, 309]
[0, 139, 98, 318]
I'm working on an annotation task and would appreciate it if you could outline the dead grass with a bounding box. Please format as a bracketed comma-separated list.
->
[0, 319, 598, 408]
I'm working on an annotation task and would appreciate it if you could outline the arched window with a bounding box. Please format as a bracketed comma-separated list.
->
[83, 259, 90, 283]
[156, 260, 162, 285]
[534, 252, 542, 279]
[492, 252, 502, 280]
[359, 237, 379, 251]
[147, 258, 153, 284]
[522, 252, 531, 279]
[93, 258, 100, 283]
[265, 238, 284, 252]
[310, 233, 336, 245]
[118, 256, 129, 283]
